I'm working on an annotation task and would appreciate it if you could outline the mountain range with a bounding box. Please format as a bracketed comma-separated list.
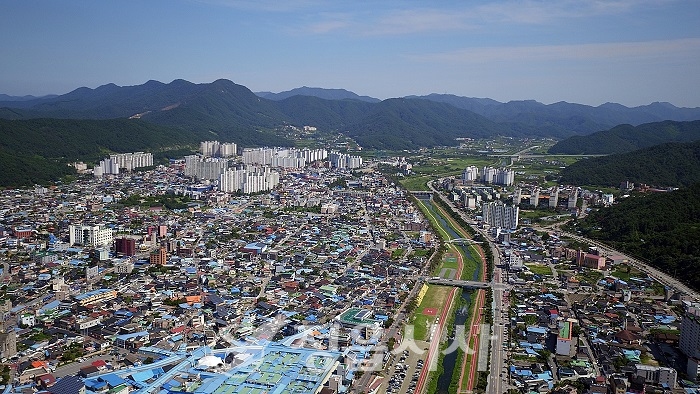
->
[255, 86, 380, 103]
[549, 120, 700, 155]
[3, 79, 700, 150]
[558, 138, 700, 188]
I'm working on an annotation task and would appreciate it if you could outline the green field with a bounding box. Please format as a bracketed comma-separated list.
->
[400, 175, 432, 191]
[525, 263, 553, 276]
[411, 285, 453, 341]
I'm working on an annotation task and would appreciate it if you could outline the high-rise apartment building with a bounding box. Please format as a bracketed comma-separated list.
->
[109, 152, 153, 171]
[462, 166, 479, 182]
[200, 141, 237, 157]
[680, 305, 700, 380]
[480, 166, 514, 186]
[219, 166, 280, 194]
[184, 155, 229, 181]
[329, 151, 362, 169]
[481, 201, 519, 230]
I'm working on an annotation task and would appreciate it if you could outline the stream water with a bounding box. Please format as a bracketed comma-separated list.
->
[419, 198, 481, 393]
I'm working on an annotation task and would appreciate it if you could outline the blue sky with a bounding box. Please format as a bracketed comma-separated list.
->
[1, 0, 699, 107]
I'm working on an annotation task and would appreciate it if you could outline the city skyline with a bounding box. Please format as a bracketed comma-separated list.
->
[1, 1, 699, 107]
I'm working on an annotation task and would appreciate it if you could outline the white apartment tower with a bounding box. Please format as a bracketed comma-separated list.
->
[567, 188, 579, 209]
[93, 158, 120, 177]
[219, 166, 280, 194]
[530, 188, 540, 206]
[480, 166, 514, 186]
[109, 152, 153, 171]
[329, 151, 363, 169]
[481, 201, 519, 230]
[549, 188, 559, 208]
[680, 306, 700, 380]
[184, 155, 228, 181]
[200, 141, 237, 157]
[462, 166, 479, 182]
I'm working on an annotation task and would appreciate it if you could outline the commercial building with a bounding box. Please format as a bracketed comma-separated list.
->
[69, 224, 114, 247]
[556, 321, 574, 356]
[634, 364, 677, 389]
[114, 237, 136, 256]
[74, 288, 118, 306]
[150, 246, 167, 265]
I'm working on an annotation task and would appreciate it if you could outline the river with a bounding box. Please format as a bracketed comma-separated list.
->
[419, 197, 481, 393]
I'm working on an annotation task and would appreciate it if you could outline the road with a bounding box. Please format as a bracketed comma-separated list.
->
[486, 267, 509, 394]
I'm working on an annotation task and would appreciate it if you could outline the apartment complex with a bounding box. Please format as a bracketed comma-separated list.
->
[481, 201, 519, 230]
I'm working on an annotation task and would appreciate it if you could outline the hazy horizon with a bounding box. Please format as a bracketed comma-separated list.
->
[2, 1, 699, 107]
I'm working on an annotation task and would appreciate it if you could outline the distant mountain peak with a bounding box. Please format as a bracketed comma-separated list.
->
[255, 86, 380, 103]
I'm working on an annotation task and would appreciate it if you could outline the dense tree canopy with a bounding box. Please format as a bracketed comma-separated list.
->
[573, 184, 700, 291]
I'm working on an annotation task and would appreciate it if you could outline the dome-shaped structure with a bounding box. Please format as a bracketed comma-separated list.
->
[197, 355, 223, 369]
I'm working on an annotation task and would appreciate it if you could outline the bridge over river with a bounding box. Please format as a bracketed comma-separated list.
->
[425, 277, 490, 289]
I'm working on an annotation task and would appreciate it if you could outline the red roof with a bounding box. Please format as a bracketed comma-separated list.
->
[91, 359, 107, 368]
[171, 325, 186, 334]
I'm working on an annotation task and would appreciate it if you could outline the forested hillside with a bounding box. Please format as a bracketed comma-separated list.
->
[574, 184, 700, 291]
[559, 140, 700, 187]
[0, 118, 201, 187]
[548, 120, 700, 154]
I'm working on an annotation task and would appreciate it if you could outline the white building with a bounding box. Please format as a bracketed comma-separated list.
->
[680, 305, 700, 380]
[184, 155, 229, 181]
[481, 166, 514, 186]
[329, 151, 363, 169]
[481, 201, 519, 230]
[93, 158, 120, 177]
[200, 141, 237, 157]
[242, 147, 327, 168]
[19, 313, 35, 327]
[114, 260, 135, 274]
[109, 152, 153, 171]
[219, 166, 279, 194]
[69, 224, 114, 247]
[634, 364, 677, 389]
[549, 188, 559, 208]
[462, 166, 479, 182]
[529, 188, 540, 206]
[567, 188, 578, 209]
[556, 321, 574, 356]
[602, 193, 614, 206]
